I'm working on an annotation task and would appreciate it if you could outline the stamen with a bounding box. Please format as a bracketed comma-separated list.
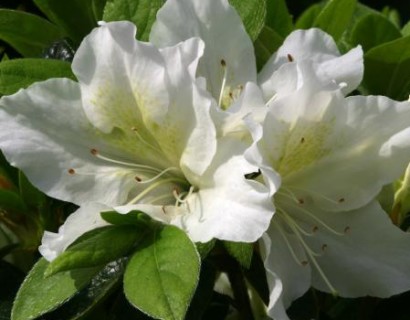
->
[321, 244, 328, 251]
[218, 59, 228, 107]
[290, 186, 342, 205]
[344, 226, 351, 234]
[127, 178, 177, 204]
[274, 222, 306, 267]
[300, 137, 305, 144]
[68, 168, 76, 175]
[136, 167, 181, 184]
[279, 208, 315, 237]
[265, 93, 277, 107]
[287, 53, 294, 62]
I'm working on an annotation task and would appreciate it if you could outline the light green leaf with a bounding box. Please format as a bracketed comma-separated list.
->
[295, 3, 323, 29]
[34, 0, 99, 44]
[381, 6, 401, 29]
[254, 25, 284, 70]
[46, 225, 144, 276]
[351, 13, 401, 52]
[0, 9, 64, 57]
[363, 35, 410, 100]
[124, 225, 200, 320]
[402, 21, 410, 37]
[313, 0, 357, 41]
[101, 210, 152, 227]
[0, 58, 75, 96]
[229, 0, 267, 41]
[195, 239, 216, 259]
[264, 0, 293, 38]
[11, 258, 101, 320]
[223, 241, 254, 269]
[103, 0, 164, 41]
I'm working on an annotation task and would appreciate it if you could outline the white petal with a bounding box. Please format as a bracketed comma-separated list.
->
[0, 79, 141, 206]
[150, 0, 257, 101]
[174, 137, 274, 242]
[39, 203, 110, 261]
[73, 21, 170, 132]
[258, 28, 363, 98]
[301, 201, 410, 297]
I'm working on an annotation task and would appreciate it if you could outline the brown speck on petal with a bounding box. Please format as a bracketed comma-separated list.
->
[287, 53, 294, 62]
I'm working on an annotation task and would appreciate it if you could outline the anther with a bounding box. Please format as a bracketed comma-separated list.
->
[344, 226, 351, 234]
[300, 137, 305, 144]
[298, 198, 305, 205]
[287, 54, 294, 62]
[90, 148, 98, 156]
[220, 59, 226, 67]
[312, 226, 318, 233]
[68, 168, 76, 175]
[301, 260, 309, 266]
[322, 244, 328, 251]
[135, 176, 142, 182]
[162, 206, 166, 214]
[338, 198, 345, 203]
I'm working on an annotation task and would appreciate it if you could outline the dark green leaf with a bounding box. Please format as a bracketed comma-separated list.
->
[313, 0, 357, 41]
[11, 258, 101, 320]
[92, 0, 108, 21]
[196, 239, 216, 259]
[18, 171, 46, 209]
[0, 58, 75, 96]
[229, 0, 267, 41]
[254, 25, 284, 70]
[264, 0, 293, 38]
[295, 3, 323, 29]
[0, 9, 64, 57]
[0, 189, 27, 212]
[46, 225, 144, 276]
[103, 0, 164, 41]
[0, 261, 24, 320]
[43, 259, 126, 320]
[351, 13, 401, 52]
[223, 241, 254, 269]
[243, 252, 270, 305]
[34, 0, 99, 44]
[363, 35, 410, 100]
[124, 225, 200, 320]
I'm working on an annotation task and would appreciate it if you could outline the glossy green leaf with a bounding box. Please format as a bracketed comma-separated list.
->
[264, 0, 293, 38]
[254, 25, 284, 70]
[313, 0, 357, 41]
[46, 225, 144, 276]
[103, 0, 164, 41]
[0, 9, 64, 57]
[124, 225, 200, 320]
[34, 0, 99, 44]
[351, 13, 401, 52]
[229, 0, 267, 41]
[101, 210, 153, 227]
[363, 36, 410, 100]
[11, 258, 101, 320]
[295, 3, 323, 29]
[223, 241, 254, 269]
[18, 171, 46, 209]
[42, 259, 126, 320]
[0, 58, 75, 96]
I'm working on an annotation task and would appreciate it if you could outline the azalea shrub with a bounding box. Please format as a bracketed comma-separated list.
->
[1, 0, 410, 319]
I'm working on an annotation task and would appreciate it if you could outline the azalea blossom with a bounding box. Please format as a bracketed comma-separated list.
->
[150, 0, 363, 138]
[0, 21, 274, 259]
[245, 61, 410, 319]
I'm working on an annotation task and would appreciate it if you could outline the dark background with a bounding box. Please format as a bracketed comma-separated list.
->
[286, 0, 410, 23]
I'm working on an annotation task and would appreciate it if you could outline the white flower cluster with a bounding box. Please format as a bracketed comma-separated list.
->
[1, 0, 410, 318]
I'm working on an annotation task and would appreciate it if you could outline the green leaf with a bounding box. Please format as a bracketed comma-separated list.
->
[0, 58, 75, 96]
[350, 13, 401, 52]
[196, 239, 216, 259]
[243, 252, 270, 305]
[229, 0, 267, 41]
[103, 0, 164, 41]
[11, 258, 101, 320]
[0, 189, 27, 212]
[254, 25, 284, 70]
[363, 35, 410, 100]
[18, 171, 46, 209]
[0, 9, 64, 57]
[34, 0, 100, 44]
[42, 259, 126, 320]
[101, 210, 153, 227]
[46, 225, 144, 276]
[223, 241, 254, 269]
[313, 0, 357, 41]
[264, 0, 293, 38]
[402, 21, 410, 37]
[295, 3, 323, 29]
[124, 225, 200, 320]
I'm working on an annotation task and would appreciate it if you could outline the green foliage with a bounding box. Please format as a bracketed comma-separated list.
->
[229, 0, 267, 41]
[33, 0, 103, 44]
[363, 35, 410, 100]
[350, 13, 401, 51]
[0, 9, 64, 57]
[103, 0, 164, 41]
[45, 225, 145, 276]
[0, 58, 75, 96]
[223, 241, 254, 269]
[11, 258, 102, 320]
[124, 225, 200, 320]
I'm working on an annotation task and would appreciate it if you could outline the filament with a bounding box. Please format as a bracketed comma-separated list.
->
[218, 60, 228, 107]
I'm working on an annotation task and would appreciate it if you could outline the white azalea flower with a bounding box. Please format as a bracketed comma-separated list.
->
[150, 0, 363, 136]
[245, 62, 410, 319]
[0, 21, 274, 247]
